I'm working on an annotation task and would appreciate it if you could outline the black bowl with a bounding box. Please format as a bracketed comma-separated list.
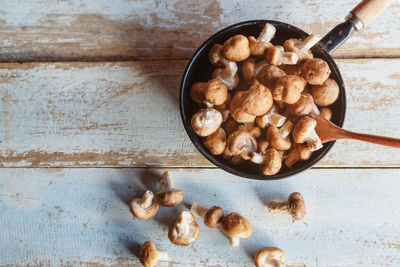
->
[179, 20, 346, 180]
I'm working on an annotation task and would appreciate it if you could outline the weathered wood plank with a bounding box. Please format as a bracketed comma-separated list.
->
[0, 168, 399, 266]
[0, 59, 399, 167]
[0, 0, 399, 62]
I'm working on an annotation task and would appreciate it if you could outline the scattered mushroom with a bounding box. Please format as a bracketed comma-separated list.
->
[189, 82, 206, 104]
[222, 35, 251, 61]
[220, 212, 252, 246]
[266, 46, 298, 66]
[139, 241, 169, 267]
[284, 143, 312, 168]
[292, 116, 323, 151]
[241, 83, 273, 116]
[168, 210, 200, 246]
[155, 171, 183, 207]
[257, 65, 287, 89]
[227, 129, 258, 160]
[283, 34, 319, 63]
[268, 192, 306, 220]
[301, 58, 331, 85]
[190, 202, 224, 228]
[266, 121, 294, 151]
[248, 23, 276, 57]
[229, 91, 256, 123]
[311, 78, 339, 106]
[204, 127, 227, 155]
[204, 78, 228, 106]
[256, 105, 287, 129]
[320, 107, 332, 121]
[272, 75, 306, 104]
[129, 190, 159, 220]
[254, 247, 286, 267]
[191, 107, 223, 137]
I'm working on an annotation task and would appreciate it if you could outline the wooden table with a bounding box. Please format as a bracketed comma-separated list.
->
[1, 1, 399, 266]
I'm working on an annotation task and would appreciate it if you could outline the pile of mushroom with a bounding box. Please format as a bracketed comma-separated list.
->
[190, 23, 340, 175]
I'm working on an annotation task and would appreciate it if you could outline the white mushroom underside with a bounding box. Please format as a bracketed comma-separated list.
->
[303, 128, 323, 152]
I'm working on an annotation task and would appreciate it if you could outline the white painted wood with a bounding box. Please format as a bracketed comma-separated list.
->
[0, 168, 399, 266]
[0, 0, 399, 61]
[0, 59, 399, 167]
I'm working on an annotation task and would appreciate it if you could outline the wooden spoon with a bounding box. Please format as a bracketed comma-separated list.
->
[309, 114, 400, 148]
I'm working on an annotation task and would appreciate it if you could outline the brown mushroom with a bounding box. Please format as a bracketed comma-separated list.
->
[256, 105, 287, 129]
[227, 129, 258, 160]
[139, 241, 169, 267]
[209, 43, 230, 66]
[286, 92, 314, 116]
[248, 23, 276, 57]
[254, 247, 286, 267]
[190, 202, 224, 228]
[243, 124, 262, 139]
[301, 58, 331, 85]
[229, 91, 256, 123]
[268, 192, 306, 220]
[282, 64, 302, 76]
[241, 83, 273, 116]
[221, 117, 239, 136]
[284, 143, 312, 168]
[155, 171, 183, 207]
[129, 190, 159, 220]
[258, 140, 270, 154]
[212, 62, 240, 90]
[189, 82, 207, 103]
[292, 116, 323, 151]
[257, 65, 287, 89]
[261, 148, 282, 176]
[214, 93, 232, 121]
[272, 75, 306, 104]
[222, 35, 251, 61]
[320, 107, 332, 121]
[220, 212, 252, 246]
[311, 78, 339, 106]
[204, 78, 228, 106]
[266, 121, 294, 151]
[204, 127, 226, 155]
[266, 46, 298, 66]
[283, 35, 319, 63]
[168, 211, 200, 246]
[191, 107, 223, 137]
[242, 58, 271, 85]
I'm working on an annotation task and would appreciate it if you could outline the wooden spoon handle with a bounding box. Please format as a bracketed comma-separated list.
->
[344, 130, 400, 148]
[351, 0, 396, 27]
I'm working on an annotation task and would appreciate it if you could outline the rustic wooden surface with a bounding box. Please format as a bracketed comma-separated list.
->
[0, 0, 399, 266]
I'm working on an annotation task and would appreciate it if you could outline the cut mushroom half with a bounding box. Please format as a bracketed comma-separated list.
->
[284, 34, 320, 63]
[254, 247, 286, 267]
[168, 210, 200, 246]
[129, 190, 159, 220]
[190, 202, 224, 228]
[220, 212, 252, 247]
[139, 241, 169, 267]
[155, 171, 183, 207]
[268, 192, 306, 221]
[248, 23, 276, 57]
[292, 116, 323, 152]
[266, 46, 298, 66]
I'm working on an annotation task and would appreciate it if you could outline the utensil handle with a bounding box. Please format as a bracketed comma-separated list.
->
[351, 0, 396, 28]
[344, 130, 400, 148]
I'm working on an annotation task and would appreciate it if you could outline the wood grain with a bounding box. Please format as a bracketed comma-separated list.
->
[0, 59, 399, 168]
[0, 0, 399, 62]
[0, 168, 399, 266]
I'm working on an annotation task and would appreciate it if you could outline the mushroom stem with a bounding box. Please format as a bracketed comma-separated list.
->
[299, 35, 320, 52]
[311, 102, 320, 115]
[258, 23, 276, 42]
[278, 121, 294, 139]
[250, 152, 266, 164]
[190, 202, 208, 217]
[157, 251, 169, 262]
[141, 190, 155, 209]
[159, 171, 174, 192]
[278, 52, 298, 65]
[268, 200, 290, 214]
[203, 100, 214, 108]
[230, 237, 240, 247]
[220, 61, 238, 82]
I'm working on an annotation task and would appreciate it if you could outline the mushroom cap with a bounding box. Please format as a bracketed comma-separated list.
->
[222, 35, 251, 61]
[208, 43, 225, 66]
[191, 108, 223, 137]
[220, 212, 252, 238]
[242, 57, 257, 84]
[266, 46, 283, 65]
[229, 91, 256, 123]
[168, 211, 200, 246]
[204, 127, 227, 155]
[189, 82, 207, 103]
[139, 241, 158, 267]
[261, 148, 282, 176]
[204, 206, 224, 228]
[272, 75, 306, 104]
[320, 107, 332, 121]
[301, 58, 331, 85]
[129, 191, 159, 220]
[221, 117, 239, 136]
[248, 36, 273, 58]
[254, 247, 286, 267]
[311, 78, 339, 106]
[288, 192, 306, 220]
[287, 92, 314, 116]
[205, 78, 228, 105]
[155, 189, 183, 207]
[292, 116, 317, 144]
[248, 126, 261, 138]
[283, 64, 302, 76]
[258, 139, 270, 154]
[266, 126, 291, 151]
[283, 38, 313, 62]
[227, 129, 258, 158]
[242, 83, 273, 116]
[257, 65, 287, 89]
